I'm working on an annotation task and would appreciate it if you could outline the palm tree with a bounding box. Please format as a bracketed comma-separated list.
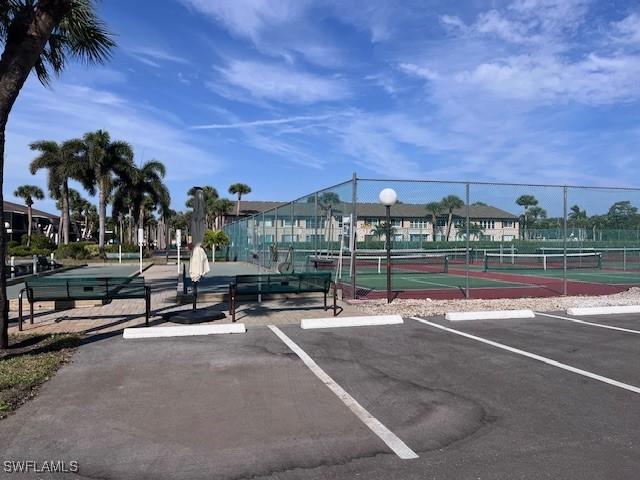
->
[516, 195, 538, 240]
[318, 192, 341, 243]
[80, 130, 134, 255]
[440, 195, 465, 241]
[116, 160, 168, 237]
[371, 222, 396, 242]
[212, 198, 234, 228]
[13, 185, 44, 247]
[29, 139, 84, 245]
[0, 1, 115, 348]
[229, 183, 251, 217]
[526, 206, 547, 236]
[569, 205, 587, 226]
[424, 201, 441, 242]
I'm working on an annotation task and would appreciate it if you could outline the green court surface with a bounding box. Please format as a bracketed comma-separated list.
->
[340, 272, 524, 291]
[50, 264, 142, 278]
[481, 267, 640, 285]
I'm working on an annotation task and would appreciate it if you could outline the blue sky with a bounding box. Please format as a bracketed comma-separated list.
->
[5, 0, 640, 215]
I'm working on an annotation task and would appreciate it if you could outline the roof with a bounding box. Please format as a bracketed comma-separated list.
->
[3, 201, 59, 220]
[229, 200, 518, 220]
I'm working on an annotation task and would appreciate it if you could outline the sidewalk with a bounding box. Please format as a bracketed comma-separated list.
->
[9, 264, 363, 335]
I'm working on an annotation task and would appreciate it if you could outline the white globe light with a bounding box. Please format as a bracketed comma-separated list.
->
[379, 188, 398, 206]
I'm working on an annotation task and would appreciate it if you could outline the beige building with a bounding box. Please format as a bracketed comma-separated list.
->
[228, 201, 519, 244]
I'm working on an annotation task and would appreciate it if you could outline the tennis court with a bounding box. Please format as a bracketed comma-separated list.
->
[315, 249, 640, 300]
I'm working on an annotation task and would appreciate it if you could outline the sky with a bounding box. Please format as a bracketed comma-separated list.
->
[4, 0, 640, 216]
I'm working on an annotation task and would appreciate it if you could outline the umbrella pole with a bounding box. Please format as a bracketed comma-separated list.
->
[193, 281, 198, 311]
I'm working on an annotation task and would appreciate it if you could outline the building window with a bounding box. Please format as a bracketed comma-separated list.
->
[363, 218, 379, 226]
[262, 219, 274, 227]
[282, 218, 296, 227]
[281, 234, 298, 243]
[307, 218, 325, 229]
[261, 234, 274, 243]
[480, 220, 496, 229]
[391, 219, 403, 227]
[503, 220, 515, 228]
[306, 234, 323, 242]
[409, 219, 428, 228]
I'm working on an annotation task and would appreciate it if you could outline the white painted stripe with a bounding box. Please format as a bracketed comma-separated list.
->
[301, 315, 403, 330]
[123, 324, 246, 339]
[410, 317, 640, 395]
[445, 310, 535, 321]
[268, 325, 418, 460]
[536, 312, 640, 335]
[567, 305, 640, 316]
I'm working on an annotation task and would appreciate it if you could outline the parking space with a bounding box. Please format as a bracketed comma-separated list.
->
[1, 310, 639, 479]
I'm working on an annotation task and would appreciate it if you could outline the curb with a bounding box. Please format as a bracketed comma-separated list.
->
[300, 315, 403, 330]
[567, 305, 640, 316]
[445, 310, 535, 321]
[123, 323, 246, 339]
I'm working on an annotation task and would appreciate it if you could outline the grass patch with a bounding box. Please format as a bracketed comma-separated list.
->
[0, 333, 82, 418]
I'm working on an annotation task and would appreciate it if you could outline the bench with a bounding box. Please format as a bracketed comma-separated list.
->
[18, 276, 151, 331]
[229, 272, 336, 322]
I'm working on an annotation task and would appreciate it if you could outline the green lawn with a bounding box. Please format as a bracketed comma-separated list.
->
[0, 334, 81, 418]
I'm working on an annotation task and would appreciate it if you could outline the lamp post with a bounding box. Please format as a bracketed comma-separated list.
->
[379, 188, 397, 303]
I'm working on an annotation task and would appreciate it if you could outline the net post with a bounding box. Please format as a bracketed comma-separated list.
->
[465, 183, 470, 299]
[563, 186, 568, 295]
[351, 172, 358, 299]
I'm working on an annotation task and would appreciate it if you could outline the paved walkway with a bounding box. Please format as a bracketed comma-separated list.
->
[9, 264, 361, 335]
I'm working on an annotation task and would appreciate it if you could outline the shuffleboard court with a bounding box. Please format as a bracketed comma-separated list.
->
[49, 264, 142, 278]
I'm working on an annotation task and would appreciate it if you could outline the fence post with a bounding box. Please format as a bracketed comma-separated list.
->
[465, 183, 470, 299]
[351, 172, 358, 299]
[314, 192, 319, 258]
[563, 186, 568, 296]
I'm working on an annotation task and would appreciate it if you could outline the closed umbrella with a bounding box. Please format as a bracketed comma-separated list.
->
[189, 188, 209, 308]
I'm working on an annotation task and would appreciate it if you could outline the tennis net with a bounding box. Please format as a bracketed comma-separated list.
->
[484, 252, 602, 271]
[309, 253, 449, 276]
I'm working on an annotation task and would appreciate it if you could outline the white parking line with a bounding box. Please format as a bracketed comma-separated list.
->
[535, 312, 640, 335]
[410, 317, 640, 395]
[268, 325, 419, 460]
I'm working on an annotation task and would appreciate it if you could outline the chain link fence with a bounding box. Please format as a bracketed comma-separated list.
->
[224, 176, 640, 300]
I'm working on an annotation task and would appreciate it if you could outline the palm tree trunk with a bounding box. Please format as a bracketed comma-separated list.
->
[0, 122, 8, 348]
[27, 205, 33, 247]
[446, 213, 453, 241]
[0, 0, 74, 348]
[431, 214, 437, 241]
[62, 180, 70, 244]
[98, 180, 107, 255]
[236, 195, 241, 217]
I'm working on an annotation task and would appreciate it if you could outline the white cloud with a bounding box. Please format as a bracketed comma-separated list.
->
[214, 60, 350, 104]
[192, 114, 347, 130]
[611, 12, 640, 44]
[398, 63, 439, 81]
[126, 46, 189, 68]
[6, 79, 222, 211]
[453, 53, 640, 104]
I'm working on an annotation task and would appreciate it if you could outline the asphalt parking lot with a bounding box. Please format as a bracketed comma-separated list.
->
[1, 311, 639, 479]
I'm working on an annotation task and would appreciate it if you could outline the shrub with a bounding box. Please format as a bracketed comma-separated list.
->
[85, 244, 100, 257]
[8, 246, 32, 257]
[7, 240, 19, 249]
[23, 233, 55, 251]
[56, 243, 91, 260]
[105, 243, 138, 253]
